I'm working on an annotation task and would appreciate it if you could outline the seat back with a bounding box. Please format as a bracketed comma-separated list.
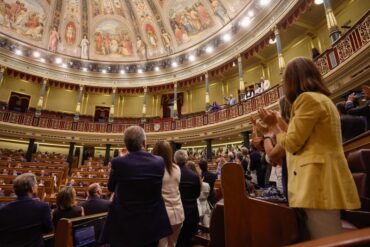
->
[221, 163, 300, 247]
[347, 149, 370, 198]
[209, 199, 225, 247]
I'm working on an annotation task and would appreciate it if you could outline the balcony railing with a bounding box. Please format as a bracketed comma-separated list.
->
[315, 10, 370, 76]
[0, 86, 282, 133]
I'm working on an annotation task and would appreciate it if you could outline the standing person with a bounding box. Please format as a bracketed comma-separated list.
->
[258, 57, 360, 239]
[198, 159, 217, 205]
[153, 141, 184, 247]
[80, 34, 89, 59]
[175, 150, 201, 247]
[0, 173, 53, 246]
[101, 126, 171, 247]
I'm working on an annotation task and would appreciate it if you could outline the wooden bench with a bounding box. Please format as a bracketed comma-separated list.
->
[221, 163, 300, 246]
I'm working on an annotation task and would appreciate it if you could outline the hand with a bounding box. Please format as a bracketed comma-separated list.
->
[347, 93, 355, 102]
[258, 108, 278, 126]
[255, 119, 270, 135]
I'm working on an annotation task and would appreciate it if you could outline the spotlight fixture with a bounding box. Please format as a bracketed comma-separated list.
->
[188, 54, 196, 62]
[171, 61, 178, 68]
[61, 63, 67, 68]
[205, 46, 214, 54]
[260, 0, 271, 6]
[14, 49, 22, 55]
[101, 69, 107, 74]
[138, 68, 143, 74]
[222, 33, 231, 42]
[55, 57, 63, 64]
[240, 16, 251, 27]
[82, 67, 88, 72]
[314, 0, 323, 4]
[269, 37, 276, 44]
[248, 10, 254, 17]
[120, 69, 125, 74]
[32, 51, 41, 58]
[232, 62, 236, 67]
[154, 66, 160, 71]
[40, 58, 46, 63]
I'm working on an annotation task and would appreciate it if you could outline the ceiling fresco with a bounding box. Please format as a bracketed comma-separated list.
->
[0, 0, 250, 62]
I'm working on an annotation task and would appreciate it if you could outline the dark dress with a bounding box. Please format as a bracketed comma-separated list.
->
[101, 150, 172, 247]
[177, 166, 201, 247]
[202, 170, 217, 205]
[52, 205, 83, 228]
[0, 196, 53, 247]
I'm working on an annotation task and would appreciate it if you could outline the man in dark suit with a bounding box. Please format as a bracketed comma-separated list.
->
[175, 150, 201, 247]
[0, 173, 53, 247]
[80, 183, 110, 215]
[101, 126, 171, 247]
[198, 159, 217, 205]
[345, 85, 370, 130]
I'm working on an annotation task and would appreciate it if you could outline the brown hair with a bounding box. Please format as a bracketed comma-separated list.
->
[56, 186, 76, 210]
[186, 161, 202, 183]
[152, 140, 174, 175]
[283, 57, 330, 103]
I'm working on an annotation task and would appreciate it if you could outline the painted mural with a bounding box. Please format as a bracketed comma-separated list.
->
[93, 20, 134, 58]
[91, 0, 125, 17]
[169, 0, 213, 45]
[0, 0, 251, 61]
[0, 0, 45, 41]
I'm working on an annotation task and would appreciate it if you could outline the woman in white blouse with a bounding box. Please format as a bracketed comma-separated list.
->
[153, 141, 185, 247]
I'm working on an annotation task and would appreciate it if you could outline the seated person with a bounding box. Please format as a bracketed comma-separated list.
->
[336, 101, 367, 142]
[80, 183, 110, 215]
[52, 186, 84, 228]
[224, 94, 237, 106]
[345, 85, 370, 130]
[0, 173, 53, 246]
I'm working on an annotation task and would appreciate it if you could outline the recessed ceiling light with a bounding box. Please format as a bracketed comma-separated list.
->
[15, 49, 22, 55]
[101, 69, 107, 74]
[205, 46, 214, 54]
[40, 58, 46, 63]
[260, 0, 271, 6]
[269, 37, 276, 44]
[188, 54, 196, 61]
[138, 68, 143, 74]
[55, 57, 62, 64]
[33, 51, 40, 58]
[314, 0, 323, 4]
[154, 66, 160, 71]
[172, 61, 178, 68]
[222, 33, 231, 42]
[240, 16, 251, 27]
[248, 10, 254, 17]
[82, 67, 87, 72]
[120, 69, 125, 74]
[61, 63, 67, 68]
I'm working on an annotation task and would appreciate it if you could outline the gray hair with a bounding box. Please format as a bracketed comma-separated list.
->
[174, 150, 188, 166]
[88, 183, 101, 197]
[124, 126, 146, 152]
[13, 173, 37, 197]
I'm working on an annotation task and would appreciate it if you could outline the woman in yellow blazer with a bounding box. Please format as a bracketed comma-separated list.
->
[257, 57, 360, 239]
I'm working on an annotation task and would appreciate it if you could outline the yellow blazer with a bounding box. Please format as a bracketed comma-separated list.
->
[277, 92, 360, 209]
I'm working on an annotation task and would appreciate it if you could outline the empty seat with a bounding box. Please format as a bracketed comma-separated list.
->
[347, 149, 370, 199]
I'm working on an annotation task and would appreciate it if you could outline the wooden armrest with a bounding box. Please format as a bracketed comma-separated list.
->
[286, 227, 370, 247]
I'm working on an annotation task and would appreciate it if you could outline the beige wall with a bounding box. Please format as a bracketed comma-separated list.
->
[45, 87, 78, 113]
[0, 139, 28, 151]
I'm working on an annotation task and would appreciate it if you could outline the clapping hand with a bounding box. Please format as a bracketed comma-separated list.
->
[258, 108, 278, 126]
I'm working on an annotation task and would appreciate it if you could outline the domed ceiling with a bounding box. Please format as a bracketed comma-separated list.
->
[0, 0, 250, 62]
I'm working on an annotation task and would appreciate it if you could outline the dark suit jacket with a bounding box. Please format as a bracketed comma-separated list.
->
[101, 150, 171, 246]
[179, 166, 201, 225]
[80, 196, 110, 216]
[202, 170, 217, 204]
[340, 114, 367, 142]
[346, 100, 370, 130]
[0, 196, 53, 247]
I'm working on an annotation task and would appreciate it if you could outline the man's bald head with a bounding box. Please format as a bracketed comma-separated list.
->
[124, 126, 146, 152]
[88, 183, 102, 197]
